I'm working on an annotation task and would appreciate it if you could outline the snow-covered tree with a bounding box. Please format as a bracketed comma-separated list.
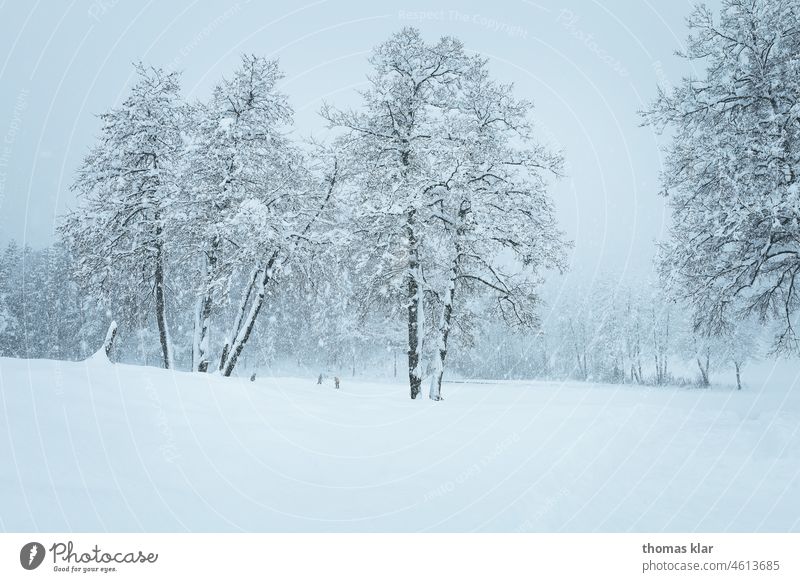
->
[61, 64, 186, 368]
[180, 55, 297, 372]
[643, 0, 800, 352]
[325, 28, 566, 399]
[215, 145, 338, 377]
[425, 56, 567, 400]
[588, 280, 628, 383]
[0, 241, 105, 361]
[677, 327, 726, 388]
[0, 292, 8, 346]
[323, 28, 471, 398]
[718, 315, 762, 390]
[0, 241, 22, 356]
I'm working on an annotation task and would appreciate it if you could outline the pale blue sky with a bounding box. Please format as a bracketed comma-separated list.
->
[0, 0, 713, 281]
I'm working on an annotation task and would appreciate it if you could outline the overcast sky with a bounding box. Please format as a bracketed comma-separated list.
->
[0, 0, 715, 285]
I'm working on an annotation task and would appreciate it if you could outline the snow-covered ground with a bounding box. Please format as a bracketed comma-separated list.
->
[0, 354, 798, 532]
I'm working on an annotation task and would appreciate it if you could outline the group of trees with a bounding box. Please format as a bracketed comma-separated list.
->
[644, 0, 800, 358]
[0, 241, 103, 361]
[3, 0, 799, 396]
[0, 241, 762, 389]
[21, 28, 565, 400]
[449, 278, 763, 389]
[60, 55, 323, 377]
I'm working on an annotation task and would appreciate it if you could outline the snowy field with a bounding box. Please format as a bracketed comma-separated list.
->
[1, 355, 798, 532]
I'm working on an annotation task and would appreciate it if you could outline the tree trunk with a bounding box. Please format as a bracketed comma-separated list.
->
[541, 334, 549, 378]
[568, 320, 586, 380]
[654, 354, 660, 384]
[153, 223, 172, 369]
[219, 267, 259, 372]
[429, 201, 468, 400]
[631, 354, 643, 384]
[222, 277, 266, 377]
[193, 293, 213, 372]
[102, 320, 118, 358]
[406, 210, 423, 399]
[193, 239, 219, 372]
[219, 251, 279, 377]
[734, 361, 742, 390]
[697, 356, 710, 387]
[429, 275, 455, 401]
